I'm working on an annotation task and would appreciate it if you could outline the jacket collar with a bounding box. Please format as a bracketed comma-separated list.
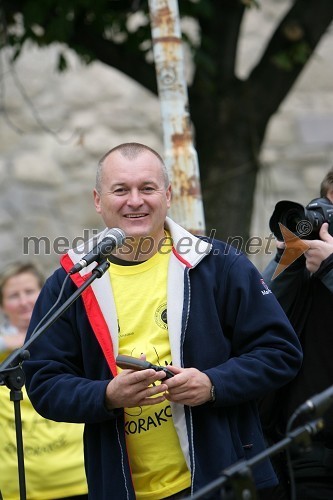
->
[164, 217, 212, 268]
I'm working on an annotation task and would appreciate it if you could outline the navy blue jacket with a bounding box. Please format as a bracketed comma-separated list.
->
[24, 218, 302, 499]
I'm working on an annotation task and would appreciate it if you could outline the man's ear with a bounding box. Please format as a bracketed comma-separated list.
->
[93, 189, 102, 214]
[326, 188, 333, 204]
[166, 185, 172, 208]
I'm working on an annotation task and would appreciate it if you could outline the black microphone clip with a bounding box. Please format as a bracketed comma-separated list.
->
[293, 385, 333, 421]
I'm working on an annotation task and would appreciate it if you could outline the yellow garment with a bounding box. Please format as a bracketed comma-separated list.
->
[109, 238, 191, 500]
[0, 385, 87, 500]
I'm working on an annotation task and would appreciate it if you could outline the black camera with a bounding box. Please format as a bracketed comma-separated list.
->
[269, 197, 333, 241]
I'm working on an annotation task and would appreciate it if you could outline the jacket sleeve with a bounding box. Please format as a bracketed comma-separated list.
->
[204, 251, 303, 407]
[261, 250, 308, 316]
[313, 253, 333, 294]
[23, 268, 121, 424]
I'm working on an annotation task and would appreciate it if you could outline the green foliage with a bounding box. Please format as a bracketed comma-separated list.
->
[0, 0, 222, 61]
[271, 41, 312, 71]
[241, 0, 260, 8]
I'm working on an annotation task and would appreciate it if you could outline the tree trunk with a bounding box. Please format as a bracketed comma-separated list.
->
[202, 146, 259, 246]
[195, 82, 261, 244]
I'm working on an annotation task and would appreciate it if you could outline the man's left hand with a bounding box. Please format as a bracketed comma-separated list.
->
[163, 365, 213, 406]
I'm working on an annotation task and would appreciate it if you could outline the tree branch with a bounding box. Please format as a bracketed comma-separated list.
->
[71, 25, 158, 94]
[189, 1, 246, 162]
[248, 0, 333, 141]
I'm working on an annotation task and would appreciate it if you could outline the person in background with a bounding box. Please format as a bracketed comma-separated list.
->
[260, 167, 333, 499]
[24, 142, 302, 500]
[0, 262, 88, 500]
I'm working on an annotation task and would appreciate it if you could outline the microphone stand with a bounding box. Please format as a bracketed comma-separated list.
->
[0, 260, 110, 500]
[186, 417, 325, 500]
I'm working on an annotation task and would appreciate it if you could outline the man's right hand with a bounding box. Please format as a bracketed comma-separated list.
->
[104, 368, 168, 410]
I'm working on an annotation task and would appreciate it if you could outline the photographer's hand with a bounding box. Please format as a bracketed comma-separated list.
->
[304, 223, 333, 273]
[276, 240, 285, 250]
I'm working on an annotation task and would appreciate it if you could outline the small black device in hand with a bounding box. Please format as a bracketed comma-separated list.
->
[116, 354, 174, 379]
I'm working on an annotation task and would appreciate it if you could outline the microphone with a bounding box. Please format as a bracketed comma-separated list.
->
[69, 228, 126, 275]
[293, 385, 333, 420]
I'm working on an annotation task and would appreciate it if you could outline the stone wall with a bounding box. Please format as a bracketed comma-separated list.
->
[0, 46, 163, 273]
[0, 0, 332, 278]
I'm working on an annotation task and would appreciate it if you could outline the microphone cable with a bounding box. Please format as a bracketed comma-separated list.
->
[30, 273, 71, 338]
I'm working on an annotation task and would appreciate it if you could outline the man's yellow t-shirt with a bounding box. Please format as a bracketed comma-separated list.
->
[109, 240, 191, 499]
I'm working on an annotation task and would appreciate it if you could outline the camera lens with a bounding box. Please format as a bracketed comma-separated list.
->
[282, 208, 303, 234]
[269, 201, 306, 240]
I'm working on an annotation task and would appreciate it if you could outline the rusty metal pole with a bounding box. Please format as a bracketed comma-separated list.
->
[148, 0, 206, 235]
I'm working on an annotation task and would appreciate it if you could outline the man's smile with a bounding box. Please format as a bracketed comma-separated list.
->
[124, 213, 148, 218]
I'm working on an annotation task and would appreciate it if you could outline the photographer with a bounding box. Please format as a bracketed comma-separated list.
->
[260, 168, 333, 499]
